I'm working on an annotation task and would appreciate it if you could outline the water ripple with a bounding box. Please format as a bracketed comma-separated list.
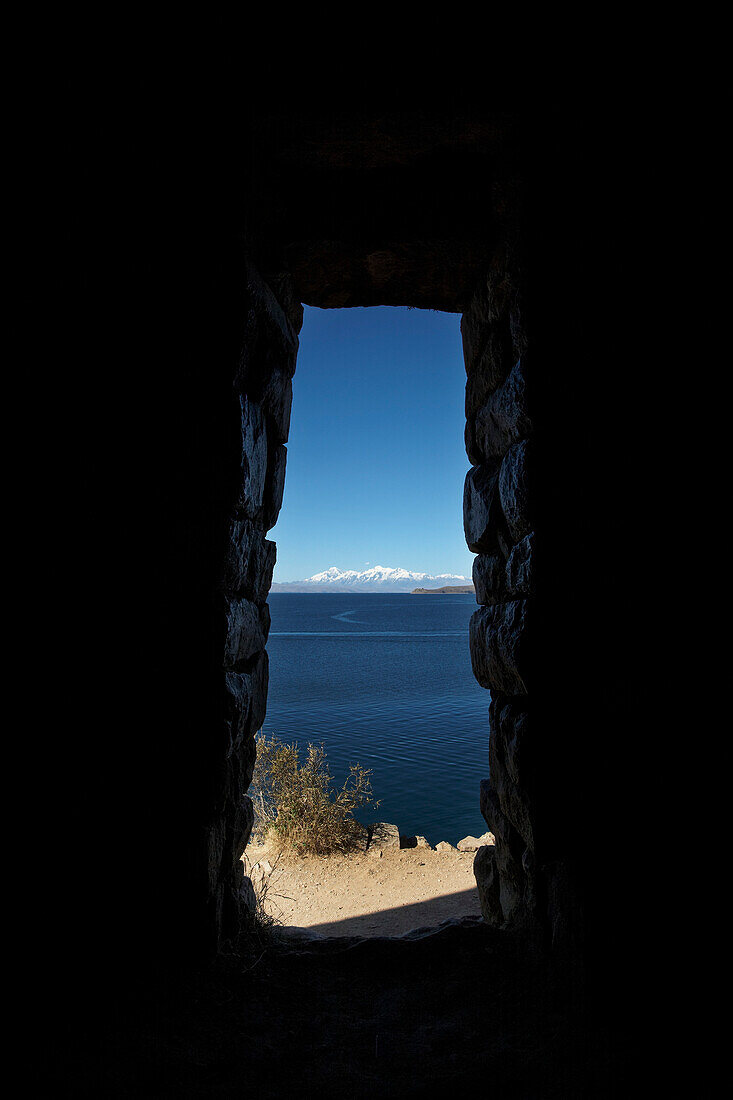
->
[262, 593, 490, 846]
[269, 631, 466, 637]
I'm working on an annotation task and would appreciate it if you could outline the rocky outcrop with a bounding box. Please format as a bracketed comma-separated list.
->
[399, 834, 433, 849]
[457, 832, 495, 852]
[368, 822, 402, 849]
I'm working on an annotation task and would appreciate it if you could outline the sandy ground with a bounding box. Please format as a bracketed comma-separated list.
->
[243, 837, 483, 937]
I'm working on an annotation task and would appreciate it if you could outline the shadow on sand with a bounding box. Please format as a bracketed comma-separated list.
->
[284, 886, 482, 938]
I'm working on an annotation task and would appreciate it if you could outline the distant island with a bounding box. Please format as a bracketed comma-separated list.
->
[411, 585, 475, 595]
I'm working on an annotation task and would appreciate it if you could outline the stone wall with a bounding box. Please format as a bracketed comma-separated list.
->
[212, 261, 303, 942]
[26, 73, 669, 1096]
[461, 137, 651, 1003]
[461, 243, 539, 931]
[41, 92, 649, 1007]
[66, 234, 305, 970]
[461, 220, 604, 959]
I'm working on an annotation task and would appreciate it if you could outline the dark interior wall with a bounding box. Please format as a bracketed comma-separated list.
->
[462, 112, 654, 1015]
[246, 104, 524, 310]
[38, 84, 652, 1040]
[243, 102, 653, 1014]
[37, 89, 308, 1003]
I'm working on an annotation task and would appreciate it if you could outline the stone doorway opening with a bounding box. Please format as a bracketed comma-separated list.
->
[242, 302, 494, 937]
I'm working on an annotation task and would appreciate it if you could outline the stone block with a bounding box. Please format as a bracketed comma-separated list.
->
[464, 322, 514, 419]
[470, 600, 529, 696]
[259, 602, 271, 644]
[226, 796, 255, 874]
[479, 779, 508, 843]
[237, 396, 268, 519]
[237, 731, 258, 794]
[226, 869, 256, 935]
[461, 253, 516, 377]
[235, 262, 299, 399]
[224, 651, 269, 754]
[223, 518, 276, 603]
[499, 439, 531, 545]
[206, 818, 227, 894]
[368, 822, 400, 848]
[473, 843, 502, 926]
[505, 532, 533, 597]
[474, 358, 532, 462]
[245, 650, 269, 738]
[224, 597, 267, 670]
[473, 553, 506, 606]
[401, 834, 432, 849]
[489, 697, 533, 849]
[463, 463, 502, 554]
[263, 444, 287, 532]
[223, 671, 250, 755]
[509, 303, 528, 362]
[262, 367, 293, 446]
[457, 832, 495, 851]
[469, 246, 517, 327]
[464, 418, 482, 468]
[479, 780, 530, 926]
[267, 271, 304, 336]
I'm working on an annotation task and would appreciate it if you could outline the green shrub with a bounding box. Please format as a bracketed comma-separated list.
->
[250, 733, 380, 855]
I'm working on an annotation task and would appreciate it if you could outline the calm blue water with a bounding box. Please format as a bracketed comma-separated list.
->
[262, 592, 490, 846]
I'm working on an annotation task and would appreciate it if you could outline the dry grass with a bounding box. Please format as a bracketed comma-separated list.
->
[245, 851, 283, 930]
[236, 848, 292, 959]
[250, 733, 380, 856]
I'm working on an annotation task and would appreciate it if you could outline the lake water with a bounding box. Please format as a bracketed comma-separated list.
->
[261, 592, 490, 846]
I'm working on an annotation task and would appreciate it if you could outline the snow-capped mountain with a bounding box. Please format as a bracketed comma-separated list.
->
[271, 565, 470, 593]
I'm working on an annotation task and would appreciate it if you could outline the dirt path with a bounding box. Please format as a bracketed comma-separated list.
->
[243, 838, 483, 936]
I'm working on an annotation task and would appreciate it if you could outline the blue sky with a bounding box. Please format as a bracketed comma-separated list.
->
[270, 305, 474, 581]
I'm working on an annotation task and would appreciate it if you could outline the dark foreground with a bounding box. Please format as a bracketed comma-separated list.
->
[36, 919, 643, 1098]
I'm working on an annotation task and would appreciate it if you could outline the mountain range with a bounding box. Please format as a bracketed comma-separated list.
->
[270, 565, 471, 593]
